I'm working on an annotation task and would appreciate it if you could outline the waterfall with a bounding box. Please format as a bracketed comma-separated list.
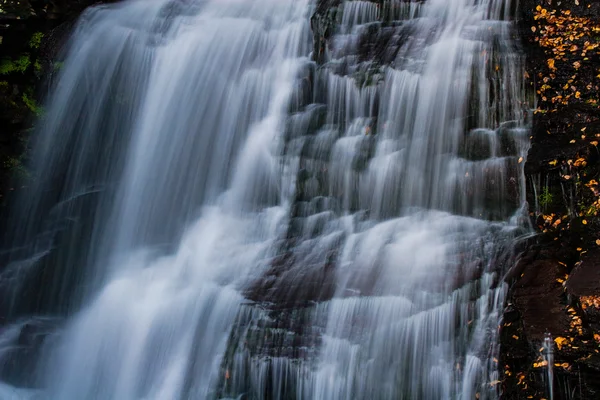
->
[0, 0, 529, 399]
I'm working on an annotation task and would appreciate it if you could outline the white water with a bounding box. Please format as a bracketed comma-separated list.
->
[0, 0, 529, 399]
[543, 332, 555, 400]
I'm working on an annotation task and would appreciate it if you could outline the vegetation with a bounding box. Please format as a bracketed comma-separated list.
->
[538, 186, 554, 208]
[22, 91, 43, 116]
[0, 54, 31, 75]
[29, 32, 43, 49]
[3, 155, 29, 180]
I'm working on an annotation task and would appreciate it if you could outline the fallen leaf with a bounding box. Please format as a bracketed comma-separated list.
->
[555, 336, 568, 350]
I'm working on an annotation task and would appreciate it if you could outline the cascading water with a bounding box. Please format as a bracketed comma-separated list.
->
[0, 0, 531, 399]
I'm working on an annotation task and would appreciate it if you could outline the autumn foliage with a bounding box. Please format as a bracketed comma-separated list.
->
[532, 5, 600, 108]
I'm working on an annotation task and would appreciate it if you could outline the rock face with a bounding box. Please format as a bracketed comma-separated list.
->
[500, 1, 600, 399]
[309, 0, 600, 398]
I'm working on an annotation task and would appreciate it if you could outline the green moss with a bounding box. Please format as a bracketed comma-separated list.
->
[3, 156, 29, 180]
[539, 187, 554, 209]
[353, 66, 384, 88]
[15, 54, 31, 72]
[0, 59, 15, 74]
[0, 54, 31, 75]
[3, 156, 19, 169]
[29, 32, 43, 49]
[22, 91, 43, 116]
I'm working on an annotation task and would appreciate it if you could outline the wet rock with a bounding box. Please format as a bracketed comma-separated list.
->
[285, 104, 328, 142]
[0, 317, 59, 388]
[311, 0, 342, 64]
[461, 124, 526, 162]
[449, 156, 522, 220]
[512, 259, 571, 340]
[460, 129, 497, 161]
[310, 196, 340, 215]
[245, 240, 339, 309]
[566, 249, 600, 298]
[351, 135, 376, 171]
[288, 62, 316, 113]
[497, 125, 525, 158]
[217, 304, 325, 399]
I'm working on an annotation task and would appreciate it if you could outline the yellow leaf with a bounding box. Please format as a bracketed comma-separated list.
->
[555, 336, 568, 350]
[549, 159, 558, 166]
[553, 219, 561, 227]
